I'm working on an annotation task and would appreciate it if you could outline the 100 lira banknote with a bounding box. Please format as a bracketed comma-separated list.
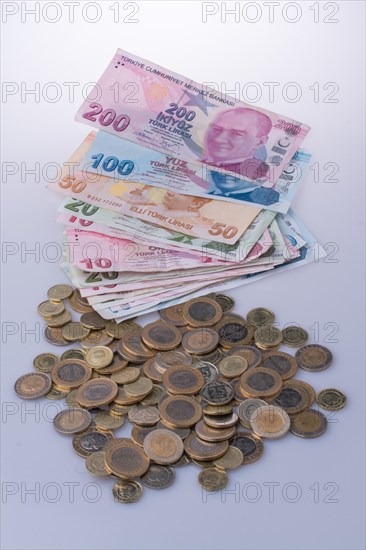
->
[75, 49, 310, 211]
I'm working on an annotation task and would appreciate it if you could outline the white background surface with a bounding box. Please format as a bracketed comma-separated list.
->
[1, 2, 365, 549]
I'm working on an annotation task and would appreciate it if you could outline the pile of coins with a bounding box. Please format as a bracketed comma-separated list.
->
[14, 285, 347, 503]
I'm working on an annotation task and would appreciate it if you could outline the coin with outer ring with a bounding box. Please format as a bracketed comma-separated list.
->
[182, 297, 222, 327]
[316, 388, 346, 411]
[250, 404, 290, 439]
[141, 321, 182, 351]
[143, 429, 184, 465]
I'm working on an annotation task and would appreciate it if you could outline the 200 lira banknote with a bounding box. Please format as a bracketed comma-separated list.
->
[75, 49, 310, 211]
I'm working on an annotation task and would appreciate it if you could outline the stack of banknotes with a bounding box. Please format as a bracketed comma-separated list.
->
[48, 49, 325, 322]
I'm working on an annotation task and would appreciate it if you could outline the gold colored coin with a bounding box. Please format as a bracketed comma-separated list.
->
[61, 348, 85, 361]
[203, 412, 238, 429]
[95, 355, 128, 375]
[124, 377, 153, 398]
[38, 300, 65, 318]
[61, 322, 90, 342]
[202, 403, 234, 416]
[121, 331, 155, 360]
[184, 432, 228, 461]
[80, 311, 107, 330]
[85, 346, 114, 369]
[246, 307, 275, 327]
[218, 356, 248, 378]
[294, 380, 316, 407]
[141, 321, 182, 351]
[111, 367, 140, 385]
[282, 325, 309, 347]
[112, 480, 143, 503]
[213, 446, 243, 470]
[143, 358, 164, 382]
[239, 367, 283, 398]
[140, 384, 165, 406]
[195, 419, 236, 442]
[44, 327, 70, 346]
[53, 408, 92, 434]
[105, 320, 140, 339]
[162, 366, 205, 395]
[254, 325, 283, 349]
[114, 386, 145, 406]
[250, 404, 290, 439]
[80, 330, 114, 349]
[104, 438, 150, 479]
[73, 428, 115, 457]
[290, 408, 327, 438]
[226, 345, 262, 368]
[33, 352, 59, 373]
[131, 425, 157, 446]
[143, 429, 184, 465]
[198, 467, 228, 491]
[159, 395, 202, 428]
[128, 405, 160, 426]
[76, 378, 118, 408]
[47, 284, 74, 301]
[46, 385, 69, 400]
[14, 372, 52, 399]
[85, 451, 109, 476]
[181, 328, 219, 354]
[68, 290, 94, 313]
[230, 431, 264, 464]
[316, 388, 346, 411]
[159, 304, 188, 326]
[94, 410, 125, 431]
[182, 297, 223, 327]
[51, 359, 92, 390]
[45, 310, 72, 328]
[65, 390, 82, 408]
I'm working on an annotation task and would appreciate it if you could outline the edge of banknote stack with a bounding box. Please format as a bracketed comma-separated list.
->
[47, 48, 326, 322]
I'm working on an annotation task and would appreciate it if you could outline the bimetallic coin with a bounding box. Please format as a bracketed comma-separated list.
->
[155, 350, 192, 370]
[181, 328, 219, 355]
[131, 425, 157, 447]
[218, 321, 254, 348]
[192, 347, 223, 365]
[202, 403, 234, 416]
[47, 284, 74, 301]
[282, 326, 309, 348]
[203, 412, 238, 429]
[182, 297, 222, 327]
[85, 346, 114, 369]
[201, 381, 234, 406]
[80, 330, 114, 349]
[162, 366, 204, 395]
[159, 395, 202, 428]
[61, 322, 90, 342]
[237, 399, 268, 429]
[44, 327, 70, 346]
[239, 367, 282, 398]
[213, 446, 243, 470]
[14, 372, 52, 399]
[124, 377, 153, 399]
[184, 432, 228, 461]
[85, 451, 109, 476]
[143, 429, 184, 465]
[316, 388, 347, 411]
[141, 321, 182, 351]
[61, 349, 86, 361]
[53, 408, 92, 435]
[128, 405, 160, 426]
[66, 390, 82, 408]
[261, 351, 298, 380]
[218, 356, 248, 379]
[254, 325, 283, 350]
[295, 345, 333, 372]
[250, 404, 290, 439]
[112, 480, 143, 503]
[271, 381, 310, 414]
[38, 300, 65, 318]
[198, 468, 228, 491]
[51, 359, 92, 390]
[290, 409, 328, 438]
[214, 294, 235, 313]
[121, 330, 155, 360]
[105, 438, 150, 478]
[114, 386, 145, 406]
[45, 310, 72, 328]
[33, 352, 59, 373]
[94, 410, 125, 431]
[76, 378, 118, 408]
[140, 384, 165, 406]
[230, 431, 264, 464]
[295, 380, 316, 407]
[105, 320, 139, 339]
[246, 307, 275, 327]
[141, 464, 175, 490]
[227, 346, 262, 368]
[159, 304, 188, 326]
[143, 358, 164, 382]
[80, 311, 106, 330]
[73, 428, 115, 457]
